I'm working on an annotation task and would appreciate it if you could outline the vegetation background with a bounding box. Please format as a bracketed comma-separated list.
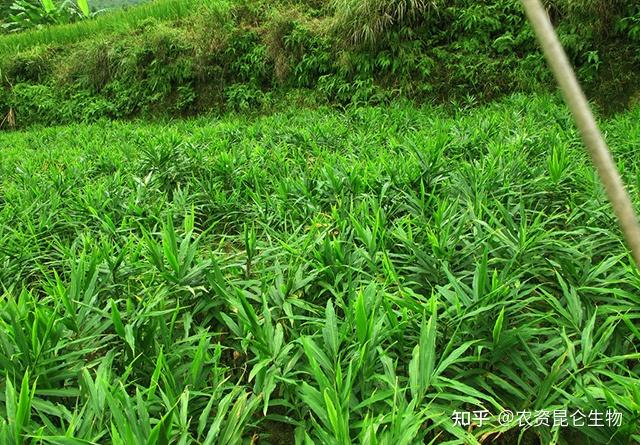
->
[1, 1, 640, 445]
[0, 0, 639, 128]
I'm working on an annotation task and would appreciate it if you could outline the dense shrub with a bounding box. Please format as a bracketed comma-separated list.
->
[1, 0, 639, 127]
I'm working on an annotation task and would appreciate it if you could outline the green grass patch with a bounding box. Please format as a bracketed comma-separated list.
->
[0, 0, 213, 57]
[0, 94, 639, 443]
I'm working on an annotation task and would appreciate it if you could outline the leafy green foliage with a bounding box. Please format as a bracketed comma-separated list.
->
[1, 96, 640, 443]
[1, 0, 640, 127]
[2, 0, 94, 33]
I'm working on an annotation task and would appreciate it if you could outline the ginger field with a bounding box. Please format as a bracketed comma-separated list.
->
[1, 95, 640, 444]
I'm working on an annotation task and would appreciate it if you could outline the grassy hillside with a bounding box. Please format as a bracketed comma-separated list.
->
[1, 95, 640, 443]
[0, 0, 210, 55]
[0, 0, 639, 128]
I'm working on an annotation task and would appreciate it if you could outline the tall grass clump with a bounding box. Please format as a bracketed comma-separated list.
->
[329, 0, 438, 48]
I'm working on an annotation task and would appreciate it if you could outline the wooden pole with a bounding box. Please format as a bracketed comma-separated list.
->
[521, 0, 640, 268]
